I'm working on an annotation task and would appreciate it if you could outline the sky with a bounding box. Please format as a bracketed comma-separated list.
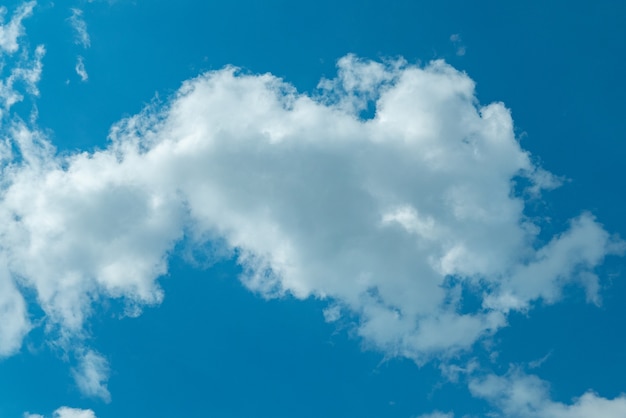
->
[0, 1, 625, 417]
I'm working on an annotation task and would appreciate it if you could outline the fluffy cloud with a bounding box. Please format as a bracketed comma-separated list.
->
[470, 369, 626, 418]
[0, 4, 622, 399]
[54, 408, 96, 418]
[1, 54, 622, 363]
[24, 407, 97, 418]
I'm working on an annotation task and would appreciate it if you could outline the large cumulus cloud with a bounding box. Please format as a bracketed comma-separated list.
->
[0, 2, 624, 418]
[1, 53, 621, 367]
[0, 3, 623, 406]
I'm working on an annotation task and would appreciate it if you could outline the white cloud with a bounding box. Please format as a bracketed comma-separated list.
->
[2, 55, 622, 356]
[68, 8, 90, 49]
[75, 56, 88, 81]
[24, 407, 97, 418]
[71, 350, 111, 402]
[0, 51, 621, 394]
[469, 369, 626, 418]
[0, 43, 45, 113]
[482, 213, 625, 313]
[53, 407, 97, 418]
[0, 1, 35, 55]
[528, 351, 552, 369]
[323, 304, 341, 322]
[0, 259, 30, 356]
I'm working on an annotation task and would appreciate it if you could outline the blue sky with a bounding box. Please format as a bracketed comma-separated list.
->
[0, 1, 625, 417]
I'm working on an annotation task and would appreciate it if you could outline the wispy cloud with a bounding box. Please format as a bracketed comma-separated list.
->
[450, 33, 466, 56]
[0, 2, 43, 119]
[68, 8, 90, 48]
[68, 9, 90, 86]
[75, 55, 88, 81]
[0, 1, 35, 54]
[71, 350, 111, 402]
[528, 351, 552, 369]
[417, 412, 454, 418]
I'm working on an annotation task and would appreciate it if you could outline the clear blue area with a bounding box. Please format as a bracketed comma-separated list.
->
[1, 0, 625, 417]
